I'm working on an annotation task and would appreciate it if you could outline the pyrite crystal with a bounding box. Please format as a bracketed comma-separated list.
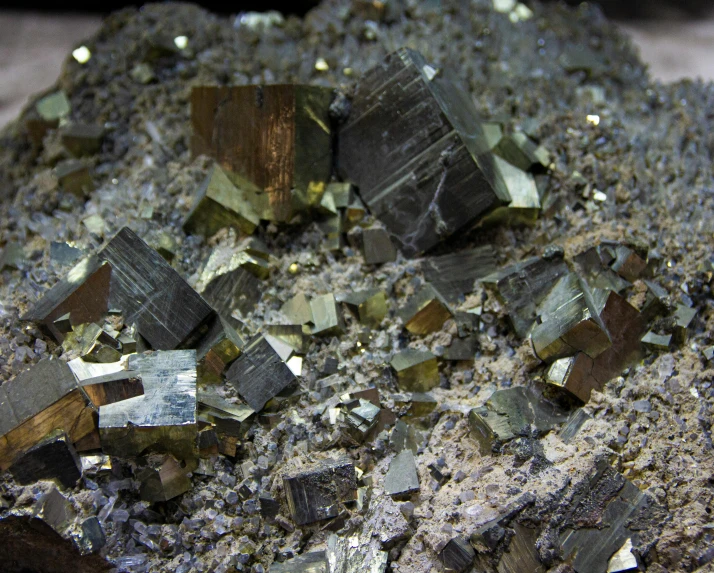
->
[191, 84, 334, 222]
[390, 348, 439, 392]
[183, 164, 260, 237]
[439, 537, 476, 573]
[339, 48, 510, 256]
[98, 350, 198, 460]
[0, 359, 96, 470]
[9, 431, 82, 489]
[383, 449, 420, 498]
[283, 458, 357, 525]
[225, 335, 296, 411]
[398, 284, 452, 335]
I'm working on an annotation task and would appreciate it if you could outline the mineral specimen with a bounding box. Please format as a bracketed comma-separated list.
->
[390, 349, 439, 392]
[398, 284, 452, 335]
[60, 123, 104, 157]
[439, 537, 475, 573]
[422, 246, 497, 303]
[282, 293, 314, 325]
[183, 164, 260, 238]
[338, 48, 510, 255]
[383, 450, 420, 498]
[283, 458, 357, 525]
[195, 314, 244, 384]
[309, 294, 345, 336]
[56, 160, 94, 196]
[337, 289, 388, 327]
[0, 359, 96, 470]
[271, 552, 327, 573]
[136, 454, 191, 502]
[325, 533, 388, 573]
[497, 524, 544, 573]
[362, 228, 398, 265]
[191, 84, 334, 222]
[468, 386, 569, 454]
[80, 370, 145, 407]
[98, 350, 198, 461]
[225, 335, 296, 411]
[9, 431, 82, 489]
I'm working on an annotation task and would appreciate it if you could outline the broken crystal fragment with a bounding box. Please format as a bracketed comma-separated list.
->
[136, 454, 191, 502]
[202, 265, 263, 318]
[468, 386, 568, 454]
[283, 458, 357, 525]
[399, 284, 452, 335]
[309, 294, 345, 336]
[183, 164, 260, 238]
[271, 552, 327, 573]
[0, 359, 96, 470]
[56, 160, 94, 196]
[98, 350, 198, 461]
[362, 228, 398, 265]
[60, 123, 104, 157]
[337, 289, 388, 327]
[483, 156, 541, 225]
[390, 349, 439, 392]
[9, 431, 82, 489]
[339, 48, 510, 255]
[384, 449, 420, 497]
[197, 390, 254, 440]
[423, 245, 496, 303]
[439, 537, 475, 573]
[192, 85, 334, 222]
[226, 335, 296, 411]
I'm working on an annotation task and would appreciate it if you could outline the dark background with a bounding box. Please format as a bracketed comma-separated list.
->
[0, 0, 712, 19]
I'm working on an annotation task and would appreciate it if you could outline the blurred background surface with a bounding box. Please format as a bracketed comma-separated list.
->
[1, 1, 713, 128]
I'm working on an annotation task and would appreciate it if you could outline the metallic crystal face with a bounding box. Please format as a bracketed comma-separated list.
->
[98, 350, 198, 461]
[390, 349, 439, 392]
[225, 335, 296, 412]
[607, 538, 638, 573]
[136, 454, 191, 502]
[423, 246, 496, 303]
[56, 160, 94, 196]
[183, 164, 260, 238]
[468, 386, 568, 454]
[383, 449, 419, 497]
[0, 359, 95, 471]
[191, 85, 334, 223]
[398, 284, 452, 335]
[36, 91, 71, 122]
[9, 431, 82, 489]
[282, 293, 314, 325]
[309, 294, 345, 336]
[439, 537, 475, 573]
[80, 370, 145, 407]
[493, 132, 549, 172]
[195, 314, 244, 385]
[283, 458, 357, 525]
[560, 459, 657, 573]
[337, 289, 388, 327]
[362, 228, 397, 265]
[497, 524, 545, 573]
[98, 228, 216, 350]
[339, 48, 510, 256]
[60, 123, 104, 157]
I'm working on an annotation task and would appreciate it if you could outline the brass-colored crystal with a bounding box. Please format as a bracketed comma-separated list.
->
[399, 284, 452, 335]
[80, 371, 145, 407]
[383, 450, 420, 497]
[60, 124, 104, 157]
[191, 85, 334, 222]
[56, 160, 94, 196]
[98, 350, 198, 461]
[326, 182, 354, 209]
[337, 289, 388, 327]
[0, 359, 96, 470]
[390, 349, 439, 392]
[36, 91, 71, 122]
[9, 431, 82, 489]
[309, 294, 345, 336]
[545, 353, 599, 403]
[493, 131, 549, 172]
[641, 331, 671, 350]
[183, 164, 260, 238]
[195, 315, 244, 385]
[281, 293, 314, 325]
